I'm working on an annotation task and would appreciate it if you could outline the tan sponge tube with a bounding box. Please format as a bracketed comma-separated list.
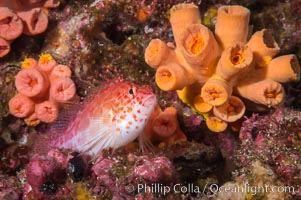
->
[201, 78, 233, 106]
[236, 80, 284, 107]
[155, 63, 195, 91]
[144, 39, 175, 69]
[215, 5, 250, 50]
[170, 3, 201, 46]
[216, 44, 253, 81]
[213, 96, 245, 122]
[178, 23, 219, 77]
[263, 55, 300, 82]
[247, 29, 280, 66]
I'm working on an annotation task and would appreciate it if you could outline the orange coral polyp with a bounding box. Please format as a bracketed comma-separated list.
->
[15, 67, 49, 97]
[264, 55, 300, 82]
[8, 94, 35, 118]
[49, 64, 72, 81]
[201, 79, 232, 106]
[155, 63, 193, 91]
[213, 96, 245, 122]
[230, 50, 245, 65]
[265, 92, 275, 99]
[50, 77, 76, 103]
[179, 23, 218, 71]
[157, 70, 173, 84]
[247, 29, 280, 62]
[215, 5, 250, 49]
[226, 105, 235, 113]
[187, 34, 204, 54]
[24, 112, 40, 126]
[216, 44, 253, 81]
[152, 107, 178, 138]
[144, 39, 172, 69]
[170, 3, 201, 47]
[194, 95, 213, 113]
[210, 92, 220, 99]
[236, 80, 284, 106]
[206, 115, 228, 132]
[36, 100, 59, 123]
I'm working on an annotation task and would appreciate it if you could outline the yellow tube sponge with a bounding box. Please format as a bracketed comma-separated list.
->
[215, 5, 250, 50]
[144, 39, 175, 69]
[170, 3, 201, 47]
[263, 55, 300, 82]
[194, 95, 213, 113]
[216, 44, 253, 81]
[206, 115, 228, 132]
[213, 96, 245, 122]
[247, 29, 280, 66]
[178, 23, 219, 77]
[236, 80, 284, 107]
[155, 63, 195, 91]
[144, 3, 300, 133]
[201, 78, 233, 106]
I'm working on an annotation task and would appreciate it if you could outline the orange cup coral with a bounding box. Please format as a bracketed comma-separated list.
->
[144, 3, 301, 132]
[144, 106, 186, 147]
[9, 54, 76, 126]
[0, 0, 60, 57]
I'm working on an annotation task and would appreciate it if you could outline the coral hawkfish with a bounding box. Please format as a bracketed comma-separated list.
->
[51, 80, 157, 156]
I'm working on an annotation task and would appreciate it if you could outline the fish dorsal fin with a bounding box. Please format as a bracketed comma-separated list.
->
[48, 78, 122, 140]
[48, 98, 83, 135]
[80, 78, 124, 104]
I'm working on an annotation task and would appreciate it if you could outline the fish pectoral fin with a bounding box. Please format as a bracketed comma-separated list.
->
[77, 115, 116, 156]
[138, 131, 155, 154]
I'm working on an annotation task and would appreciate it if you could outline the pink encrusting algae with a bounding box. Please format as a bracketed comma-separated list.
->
[51, 80, 157, 156]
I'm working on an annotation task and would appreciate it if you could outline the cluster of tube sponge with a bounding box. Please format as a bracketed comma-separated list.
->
[145, 3, 300, 132]
[9, 54, 76, 126]
[0, 0, 60, 57]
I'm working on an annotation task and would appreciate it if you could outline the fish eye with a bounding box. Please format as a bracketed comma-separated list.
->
[129, 88, 134, 95]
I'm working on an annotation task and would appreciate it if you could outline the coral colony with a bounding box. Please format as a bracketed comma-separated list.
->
[145, 3, 300, 132]
[1, 1, 301, 199]
[9, 54, 76, 126]
[0, 0, 60, 57]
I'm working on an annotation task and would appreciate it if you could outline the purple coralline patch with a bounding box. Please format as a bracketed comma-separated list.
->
[25, 154, 67, 198]
[133, 156, 176, 182]
[237, 108, 301, 197]
[91, 150, 179, 199]
[0, 176, 22, 200]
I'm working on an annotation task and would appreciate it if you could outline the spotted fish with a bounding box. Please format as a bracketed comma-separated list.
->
[51, 80, 157, 155]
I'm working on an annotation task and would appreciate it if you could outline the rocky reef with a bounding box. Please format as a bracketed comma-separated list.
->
[0, 0, 301, 199]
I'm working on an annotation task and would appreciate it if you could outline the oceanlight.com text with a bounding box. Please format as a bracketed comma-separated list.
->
[132, 182, 295, 197]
